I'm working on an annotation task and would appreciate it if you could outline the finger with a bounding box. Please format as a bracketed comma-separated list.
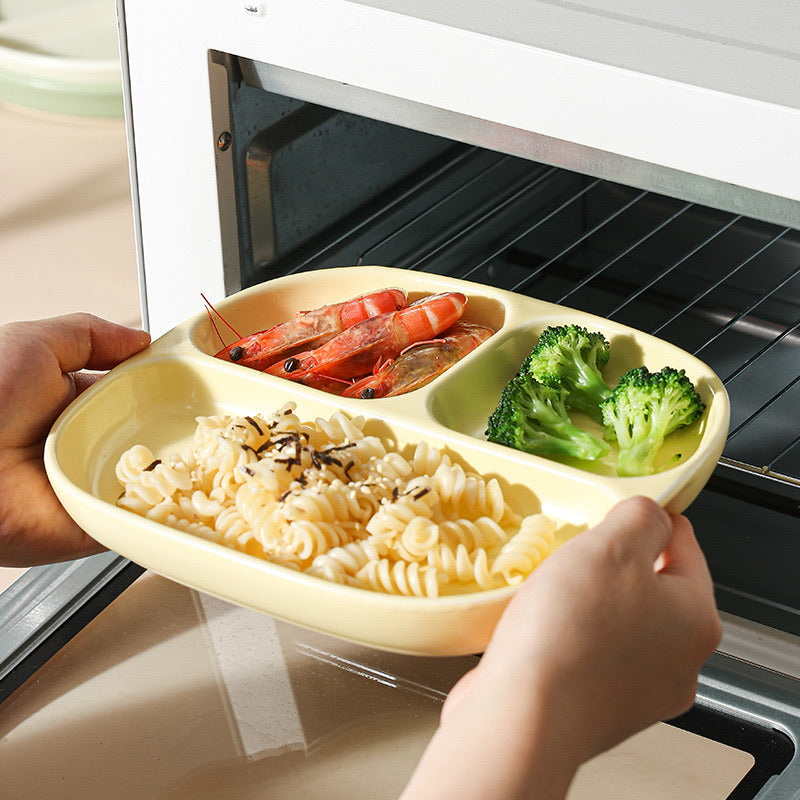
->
[656, 514, 722, 657]
[441, 665, 481, 721]
[32, 313, 150, 374]
[656, 514, 711, 582]
[72, 372, 102, 396]
[0, 450, 108, 566]
[590, 495, 673, 563]
[0, 315, 149, 447]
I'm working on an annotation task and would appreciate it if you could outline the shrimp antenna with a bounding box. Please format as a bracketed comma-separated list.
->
[201, 293, 241, 344]
[203, 305, 224, 347]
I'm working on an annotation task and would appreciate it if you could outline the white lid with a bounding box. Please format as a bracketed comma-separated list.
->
[0, 0, 123, 116]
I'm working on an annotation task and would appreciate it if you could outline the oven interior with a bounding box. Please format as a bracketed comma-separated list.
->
[4, 46, 800, 798]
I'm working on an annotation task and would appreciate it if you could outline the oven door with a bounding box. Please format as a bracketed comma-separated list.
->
[1, 567, 798, 800]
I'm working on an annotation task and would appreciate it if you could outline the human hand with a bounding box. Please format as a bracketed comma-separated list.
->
[0, 314, 150, 567]
[402, 496, 721, 800]
[467, 495, 721, 756]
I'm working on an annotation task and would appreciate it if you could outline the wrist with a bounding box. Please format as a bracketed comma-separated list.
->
[479, 670, 586, 796]
[402, 667, 583, 800]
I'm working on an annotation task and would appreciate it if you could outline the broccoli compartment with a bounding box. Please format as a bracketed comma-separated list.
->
[485, 324, 706, 477]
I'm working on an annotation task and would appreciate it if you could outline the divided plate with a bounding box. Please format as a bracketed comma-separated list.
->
[44, 266, 730, 655]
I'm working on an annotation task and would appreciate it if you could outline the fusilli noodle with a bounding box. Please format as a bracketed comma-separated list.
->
[115, 403, 559, 597]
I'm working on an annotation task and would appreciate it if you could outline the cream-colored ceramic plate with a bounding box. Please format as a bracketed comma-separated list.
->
[45, 266, 729, 656]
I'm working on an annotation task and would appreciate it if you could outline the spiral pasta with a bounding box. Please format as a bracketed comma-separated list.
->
[490, 514, 558, 585]
[115, 403, 559, 597]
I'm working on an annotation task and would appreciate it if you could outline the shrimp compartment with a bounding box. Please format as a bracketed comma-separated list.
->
[191, 267, 506, 394]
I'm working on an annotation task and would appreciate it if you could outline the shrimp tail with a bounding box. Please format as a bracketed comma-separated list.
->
[342, 321, 494, 398]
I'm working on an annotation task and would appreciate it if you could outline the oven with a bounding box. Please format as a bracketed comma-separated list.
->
[3, 2, 800, 797]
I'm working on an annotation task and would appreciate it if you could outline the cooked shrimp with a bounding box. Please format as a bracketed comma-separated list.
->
[341, 321, 494, 398]
[213, 288, 408, 370]
[267, 291, 468, 382]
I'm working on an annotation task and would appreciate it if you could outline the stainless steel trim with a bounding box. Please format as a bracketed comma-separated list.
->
[115, 0, 149, 332]
[0, 553, 143, 702]
[697, 652, 800, 798]
[719, 613, 800, 683]
[245, 104, 337, 269]
[240, 59, 800, 231]
[209, 53, 245, 298]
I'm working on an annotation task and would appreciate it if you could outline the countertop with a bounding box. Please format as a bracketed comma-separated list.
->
[0, 102, 141, 327]
[0, 572, 754, 800]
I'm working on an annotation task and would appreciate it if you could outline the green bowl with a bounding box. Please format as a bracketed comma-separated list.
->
[0, 0, 123, 117]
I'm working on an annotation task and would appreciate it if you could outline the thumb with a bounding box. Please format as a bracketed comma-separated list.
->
[0, 315, 150, 447]
[34, 313, 150, 373]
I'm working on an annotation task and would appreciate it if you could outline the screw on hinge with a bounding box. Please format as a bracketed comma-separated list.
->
[217, 131, 232, 151]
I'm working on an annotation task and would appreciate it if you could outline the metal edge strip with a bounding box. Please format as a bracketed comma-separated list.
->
[239, 58, 800, 231]
[114, 0, 149, 332]
[0, 553, 144, 703]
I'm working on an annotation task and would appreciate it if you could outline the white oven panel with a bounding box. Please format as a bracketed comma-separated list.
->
[118, 0, 800, 335]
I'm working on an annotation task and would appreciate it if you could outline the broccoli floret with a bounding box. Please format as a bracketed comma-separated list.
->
[486, 372, 610, 461]
[600, 366, 706, 477]
[522, 324, 612, 422]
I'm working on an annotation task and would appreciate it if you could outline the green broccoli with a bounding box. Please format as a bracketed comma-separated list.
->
[522, 324, 612, 422]
[486, 371, 610, 461]
[600, 366, 706, 477]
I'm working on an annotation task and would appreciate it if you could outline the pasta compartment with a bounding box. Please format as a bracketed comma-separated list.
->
[109, 385, 592, 600]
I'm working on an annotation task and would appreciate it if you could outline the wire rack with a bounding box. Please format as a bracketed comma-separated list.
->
[260, 146, 800, 511]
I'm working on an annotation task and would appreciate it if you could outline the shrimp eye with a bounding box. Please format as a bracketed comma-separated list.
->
[360, 388, 375, 399]
[284, 357, 300, 373]
[229, 345, 244, 362]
